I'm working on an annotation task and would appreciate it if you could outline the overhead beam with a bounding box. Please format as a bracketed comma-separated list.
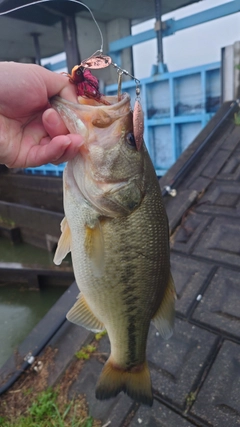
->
[109, 0, 240, 53]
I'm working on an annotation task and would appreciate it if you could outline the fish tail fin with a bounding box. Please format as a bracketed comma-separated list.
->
[95, 357, 153, 406]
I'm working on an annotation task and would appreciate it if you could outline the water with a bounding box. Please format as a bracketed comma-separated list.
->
[0, 284, 66, 369]
[0, 237, 71, 368]
[0, 237, 56, 268]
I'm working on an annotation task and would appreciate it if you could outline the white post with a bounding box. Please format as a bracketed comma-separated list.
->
[221, 41, 240, 102]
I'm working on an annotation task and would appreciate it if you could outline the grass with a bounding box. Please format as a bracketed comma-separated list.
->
[0, 336, 108, 427]
[0, 388, 94, 427]
[94, 331, 107, 341]
[75, 345, 97, 361]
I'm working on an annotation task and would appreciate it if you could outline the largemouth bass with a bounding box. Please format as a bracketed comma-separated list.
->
[52, 93, 176, 406]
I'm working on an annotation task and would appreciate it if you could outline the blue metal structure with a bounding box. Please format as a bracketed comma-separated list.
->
[25, 61, 220, 176]
[26, 0, 239, 176]
[105, 62, 221, 175]
[25, 162, 66, 176]
[109, 0, 240, 66]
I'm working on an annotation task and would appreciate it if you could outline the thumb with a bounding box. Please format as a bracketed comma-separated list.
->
[42, 108, 69, 138]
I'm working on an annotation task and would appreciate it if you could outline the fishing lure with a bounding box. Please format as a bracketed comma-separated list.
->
[67, 65, 110, 105]
[66, 54, 111, 104]
[67, 51, 144, 149]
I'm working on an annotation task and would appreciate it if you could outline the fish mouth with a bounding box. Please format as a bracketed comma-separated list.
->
[51, 92, 131, 113]
[50, 92, 132, 137]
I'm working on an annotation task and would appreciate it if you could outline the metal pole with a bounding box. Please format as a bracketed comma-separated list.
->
[31, 33, 41, 65]
[61, 14, 81, 73]
[155, 0, 164, 65]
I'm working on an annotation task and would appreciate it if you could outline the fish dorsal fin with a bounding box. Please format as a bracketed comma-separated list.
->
[53, 217, 71, 265]
[152, 272, 176, 340]
[67, 293, 105, 332]
[85, 219, 104, 277]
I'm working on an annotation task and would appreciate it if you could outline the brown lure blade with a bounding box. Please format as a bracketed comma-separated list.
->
[81, 55, 112, 70]
[133, 100, 144, 151]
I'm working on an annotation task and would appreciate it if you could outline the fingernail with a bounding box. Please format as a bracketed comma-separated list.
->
[62, 137, 71, 146]
[76, 137, 84, 147]
[69, 135, 84, 147]
[46, 110, 61, 126]
[51, 139, 71, 162]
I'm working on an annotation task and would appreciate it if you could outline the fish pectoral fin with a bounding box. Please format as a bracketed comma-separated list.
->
[84, 219, 104, 277]
[53, 217, 71, 265]
[67, 293, 105, 332]
[152, 271, 176, 340]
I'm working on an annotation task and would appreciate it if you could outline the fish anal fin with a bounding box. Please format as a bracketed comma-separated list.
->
[152, 271, 176, 340]
[84, 219, 104, 277]
[95, 358, 153, 406]
[67, 293, 105, 332]
[53, 217, 71, 266]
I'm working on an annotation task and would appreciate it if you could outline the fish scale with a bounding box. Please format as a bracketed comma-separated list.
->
[52, 92, 176, 406]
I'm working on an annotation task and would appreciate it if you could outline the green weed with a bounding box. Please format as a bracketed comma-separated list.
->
[94, 331, 107, 341]
[185, 391, 197, 411]
[0, 388, 94, 427]
[28, 388, 58, 421]
[75, 345, 96, 360]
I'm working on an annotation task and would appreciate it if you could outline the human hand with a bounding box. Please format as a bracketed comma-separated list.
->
[0, 61, 82, 168]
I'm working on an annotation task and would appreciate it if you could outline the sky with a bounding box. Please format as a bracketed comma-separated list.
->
[132, 0, 240, 78]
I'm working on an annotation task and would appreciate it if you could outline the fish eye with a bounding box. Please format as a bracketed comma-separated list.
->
[126, 133, 136, 149]
[76, 69, 82, 76]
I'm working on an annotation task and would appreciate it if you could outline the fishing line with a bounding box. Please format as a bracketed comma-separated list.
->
[0, 0, 142, 109]
[0, 0, 104, 52]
